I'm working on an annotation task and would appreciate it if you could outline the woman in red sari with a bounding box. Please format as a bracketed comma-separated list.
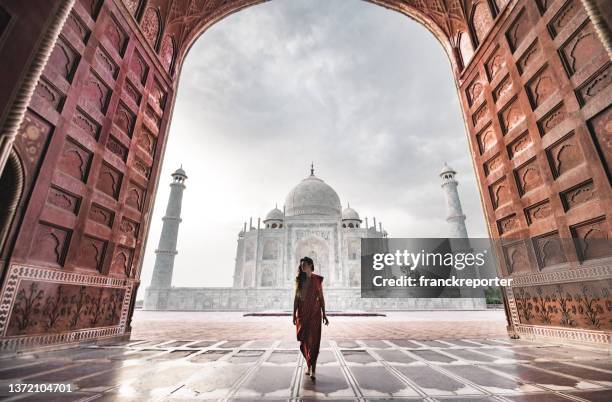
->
[293, 256, 329, 381]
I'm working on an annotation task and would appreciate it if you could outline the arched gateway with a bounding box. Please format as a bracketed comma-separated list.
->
[0, 0, 610, 351]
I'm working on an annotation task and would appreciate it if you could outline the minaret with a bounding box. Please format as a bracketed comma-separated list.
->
[440, 163, 468, 238]
[149, 166, 187, 289]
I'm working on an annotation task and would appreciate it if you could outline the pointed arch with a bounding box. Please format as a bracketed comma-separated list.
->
[0, 150, 24, 254]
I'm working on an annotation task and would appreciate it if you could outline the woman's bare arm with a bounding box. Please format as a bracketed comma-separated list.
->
[320, 278, 329, 325]
[293, 287, 299, 325]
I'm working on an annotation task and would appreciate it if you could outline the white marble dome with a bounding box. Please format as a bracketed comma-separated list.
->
[285, 173, 341, 217]
[342, 206, 360, 221]
[264, 207, 284, 221]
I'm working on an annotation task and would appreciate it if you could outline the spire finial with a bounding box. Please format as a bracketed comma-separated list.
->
[310, 162, 314, 176]
[347, 201, 350, 208]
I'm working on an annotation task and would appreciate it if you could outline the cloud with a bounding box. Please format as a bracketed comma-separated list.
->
[138, 0, 487, 294]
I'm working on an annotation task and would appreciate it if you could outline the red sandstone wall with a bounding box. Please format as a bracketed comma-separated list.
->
[456, 0, 611, 339]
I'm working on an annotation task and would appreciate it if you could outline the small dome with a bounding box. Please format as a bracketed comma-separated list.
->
[265, 207, 284, 221]
[439, 162, 455, 177]
[172, 166, 187, 179]
[285, 172, 341, 217]
[342, 205, 360, 221]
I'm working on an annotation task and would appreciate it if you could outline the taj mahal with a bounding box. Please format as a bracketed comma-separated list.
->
[233, 164, 385, 291]
[144, 164, 486, 311]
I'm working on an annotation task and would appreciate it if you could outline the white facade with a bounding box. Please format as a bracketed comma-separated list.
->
[233, 169, 385, 291]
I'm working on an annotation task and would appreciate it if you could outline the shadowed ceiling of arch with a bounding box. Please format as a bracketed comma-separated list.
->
[147, 0, 476, 60]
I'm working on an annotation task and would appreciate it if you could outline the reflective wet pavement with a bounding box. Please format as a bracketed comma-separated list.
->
[0, 337, 610, 401]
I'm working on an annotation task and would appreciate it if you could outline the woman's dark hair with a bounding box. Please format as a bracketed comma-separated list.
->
[296, 256, 314, 291]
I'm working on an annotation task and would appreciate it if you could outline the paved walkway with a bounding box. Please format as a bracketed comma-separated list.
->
[0, 336, 610, 401]
[131, 310, 510, 340]
[1, 312, 610, 401]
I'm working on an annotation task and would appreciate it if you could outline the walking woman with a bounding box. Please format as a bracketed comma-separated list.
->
[293, 256, 329, 381]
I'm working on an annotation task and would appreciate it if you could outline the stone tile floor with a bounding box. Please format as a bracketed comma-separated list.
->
[130, 311, 510, 341]
[0, 336, 610, 401]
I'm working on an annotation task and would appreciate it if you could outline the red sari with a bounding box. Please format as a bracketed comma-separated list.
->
[295, 274, 324, 371]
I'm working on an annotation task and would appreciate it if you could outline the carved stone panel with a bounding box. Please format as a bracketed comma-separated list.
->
[72, 108, 101, 140]
[114, 102, 135, 137]
[106, 135, 128, 162]
[125, 181, 145, 211]
[538, 103, 567, 136]
[14, 110, 52, 168]
[548, 0, 581, 38]
[560, 22, 606, 76]
[506, 9, 529, 51]
[525, 199, 552, 225]
[499, 98, 525, 133]
[532, 232, 567, 268]
[486, 51, 505, 80]
[65, 11, 89, 43]
[561, 180, 596, 211]
[94, 45, 118, 80]
[547, 132, 583, 177]
[587, 106, 612, 180]
[111, 246, 133, 276]
[160, 34, 175, 73]
[88, 203, 114, 228]
[489, 177, 512, 209]
[80, 70, 111, 113]
[477, 124, 496, 154]
[133, 158, 150, 179]
[472, 103, 489, 127]
[503, 241, 531, 274]
[150, 80, 166, 110]
[493, 75, 512, 102]
[526, 65, 558, 109]
[472, 1, 493, 46]
[124, 80, 141, 105]
[498, 214, 519, 235]
[47, 187, 81, 214]
[57, 138, 92, 182]
[78, 235, 107, 271]
[466, 76, 484, 106]
[103, 16, 127, 56]
[28, 223, 71, 266]
[6, 280, 125, 336]
[484, 153, 503, 176]
[137, 125, 156, 156]
[517, 40, 541, 74]
[46, 36, 78, 82]
[515, 158, 543, 195]
[129, 50, 148, 84]
[141, 7, 160, 47]
[514, 280, 611, 329]
[576, 64, 612, 105]
[571, 217, 612, 261]
[96, 163, 122, 199]
[34, 78, 64, 111]
[507, 131, 532, 159]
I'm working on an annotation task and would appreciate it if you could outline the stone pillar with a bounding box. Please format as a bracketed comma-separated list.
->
[145, 167, 187, 309]
[440, 163, 468, 239]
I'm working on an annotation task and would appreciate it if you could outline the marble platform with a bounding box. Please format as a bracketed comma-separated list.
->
[144, 287, 486, 311]
[0, 336, 610, 401]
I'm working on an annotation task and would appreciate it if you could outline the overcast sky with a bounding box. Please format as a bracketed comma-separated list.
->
[137, 0, 488, 295]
